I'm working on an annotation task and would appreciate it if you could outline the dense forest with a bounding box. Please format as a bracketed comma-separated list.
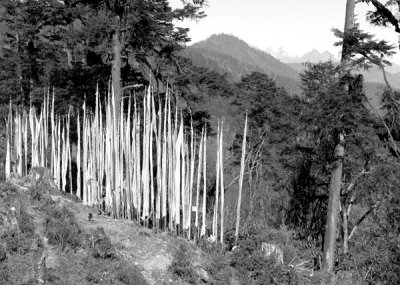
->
[1, 0, 400, 284]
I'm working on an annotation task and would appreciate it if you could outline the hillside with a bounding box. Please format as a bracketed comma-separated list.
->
[181, 34, 301, 95]
[0, 171, 240, 285]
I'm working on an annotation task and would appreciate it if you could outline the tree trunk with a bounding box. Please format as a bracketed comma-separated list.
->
[112, 16, 122, 119]
[321, 134, 344, 271]
[342, 201, 349, 254]
[341, 0, 355, 65]
[321, 0, 355, 272]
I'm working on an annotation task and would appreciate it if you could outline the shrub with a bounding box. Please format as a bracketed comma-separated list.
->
[30, 185, 53, 207]
[18, 205, 35, 235]
[44, 205, 82, 251]
[228, 227, 301, 285]
[84, 256, 148, 285]
[206, 252, 232, 283]
[197, 236, 224, 254]
[88, 227, 115, 259]
[114, 260, 148, 285]
[169, 244, 197, 284]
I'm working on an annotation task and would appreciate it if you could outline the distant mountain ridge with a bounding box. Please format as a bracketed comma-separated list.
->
[300, 49, 337, 63]
[266, 47, 339, 63]
[181, 33, 387, 109]
[181, 34, 300, 94]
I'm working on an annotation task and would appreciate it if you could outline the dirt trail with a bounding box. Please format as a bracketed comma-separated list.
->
[49, 194, 192, 285]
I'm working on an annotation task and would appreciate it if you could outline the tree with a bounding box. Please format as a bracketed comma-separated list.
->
[321, 0, 397, 272]
[321, 0, 355, 272]
[0, 0, 206, 115]
[300, 61, 340, 102]
[78, 0, 205, 117]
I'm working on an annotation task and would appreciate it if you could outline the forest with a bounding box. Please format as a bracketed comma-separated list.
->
[0, 0, 400, 284]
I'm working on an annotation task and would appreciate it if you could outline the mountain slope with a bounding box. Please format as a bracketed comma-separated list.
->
[181, 46, 300, 95]
[181, 34, 301, 94]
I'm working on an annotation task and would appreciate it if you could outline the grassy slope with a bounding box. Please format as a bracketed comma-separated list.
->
[0, 175, 232, 285]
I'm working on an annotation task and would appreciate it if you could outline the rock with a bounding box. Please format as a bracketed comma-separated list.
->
[261, 242, 284, 265]
[195, 267, 209, 282]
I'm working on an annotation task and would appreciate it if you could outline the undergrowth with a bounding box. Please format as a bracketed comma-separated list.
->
[0, 183, 44, 285]
[43, 204, 82, 251]
[88, 227, 115, 259]
[169, 243, 198, 284]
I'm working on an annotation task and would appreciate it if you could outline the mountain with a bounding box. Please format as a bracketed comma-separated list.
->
[300, 49, 337, 63]
[182, 34, 385, 109]
[181, 34, 300, 94]
[267, 47, 339, 63]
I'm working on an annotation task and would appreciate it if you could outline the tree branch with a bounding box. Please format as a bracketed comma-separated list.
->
[348, 201, 380, 240]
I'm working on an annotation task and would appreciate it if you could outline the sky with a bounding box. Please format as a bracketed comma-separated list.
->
[169, 0, 400, 64]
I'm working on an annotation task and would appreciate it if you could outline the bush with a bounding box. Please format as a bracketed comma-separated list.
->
[18, 205, 35, 235]
[206, 252, 232, 283]
[169, 244, 197, 284]
[30, 185, 53, 207]
[231, 248, 299, 285]
[88, 227, 115, 259]
[197, 236, 224, 254]
[228, 227, 301, 285]
[115, 260, 148, 285]
[84, 257, 148, 285]
[44, 205, 82, 251]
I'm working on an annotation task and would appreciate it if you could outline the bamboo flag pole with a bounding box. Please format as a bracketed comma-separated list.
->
[235, 114, 248, 243]
[188, 121, 196, 239]
[50, 93, 55, 181]
[161, 95, 168, 222]
[126, 95, 132, 220]
[15, 111, 22, 176]
[212, 122, 220, 240]
[77, 113, 81, 199]
[5, 101, 11, 179]
[23, 110, 28, 176]
[167, 93, 173, 229]
[219, 120, 225, 244]
[195, 128, 204, 239]
[150, 92, 156, 224]
[174, 117, 183, 226]
[67, 110, 73, 194]
[82, 101, 88, 204]
[156, 98, 162, 227]
[201, 127, 207, 237]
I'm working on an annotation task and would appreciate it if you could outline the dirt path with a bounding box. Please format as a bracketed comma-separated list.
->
[55, 196, 192, 285]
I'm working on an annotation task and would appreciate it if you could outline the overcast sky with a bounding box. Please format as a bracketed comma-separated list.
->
[169, 0, 400, 64]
